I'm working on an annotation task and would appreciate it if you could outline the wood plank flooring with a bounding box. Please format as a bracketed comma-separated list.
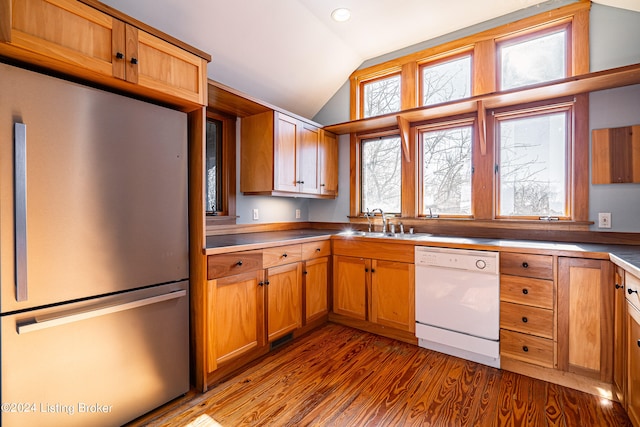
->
[130, 323, 631, 426]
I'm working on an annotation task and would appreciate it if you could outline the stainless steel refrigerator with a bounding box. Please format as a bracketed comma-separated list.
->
[0, 62, 190, 426]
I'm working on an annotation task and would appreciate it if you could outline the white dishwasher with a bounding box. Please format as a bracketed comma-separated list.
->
[415, 246, 500, 368]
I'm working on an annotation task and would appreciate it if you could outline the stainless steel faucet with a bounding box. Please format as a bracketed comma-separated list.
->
[371, 208, 387, 233]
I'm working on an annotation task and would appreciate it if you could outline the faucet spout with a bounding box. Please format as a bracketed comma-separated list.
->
[371, 208, 387, 233]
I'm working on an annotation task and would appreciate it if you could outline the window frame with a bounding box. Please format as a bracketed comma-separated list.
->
[495, 22, 572, 92]
[347, 3, 590, 227]
[418, 50, 474, 108]
[416, 117, 476, 218]
[359, 71, 403, 119]
[204, 109, 236, 226]
[492, 100, 575, 220]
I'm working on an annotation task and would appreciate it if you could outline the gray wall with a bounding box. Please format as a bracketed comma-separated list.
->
[311, 3, 640, 232]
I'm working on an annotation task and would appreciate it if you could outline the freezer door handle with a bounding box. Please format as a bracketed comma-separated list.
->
[17, 289, 187, 334]
[14, 122, 28, 302]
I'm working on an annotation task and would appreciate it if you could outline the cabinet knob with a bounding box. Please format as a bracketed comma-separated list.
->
[316, 248, 321, 252]
[371, 268, 375, 273]
[629, 288, 638, 295]
[637, 340, 640, 348]
[522, 262, 529, 268]
[522, 317, 528, 323]
[522, 288, 529, 295]
[265, 280, 270, 286]
[236, 260, 243, 266]
[115, 52, 124, 59]
[259, 281, 264, 286]
[321, 184, 326, 187]
[130, 57, 138, 65]
[616, 283, 623, 289]
[522, 346, 529, 352]
[303, 271, 308, 275]
[282, 253, 288, 258]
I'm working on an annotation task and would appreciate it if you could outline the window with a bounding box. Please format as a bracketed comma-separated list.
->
[361, 135, 402, 213]
[496, 106, 570, 218]
[498, 27, 568, 91]
[361, 73, 401, 118]
[421, 54, 472, 106]
[420, 123, 473, 216]
[205, 117, 222, 214]
[204, 110, 236, 223]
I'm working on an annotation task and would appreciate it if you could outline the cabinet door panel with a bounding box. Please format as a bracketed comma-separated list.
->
[274, 113, 299, 193]
[304, 257, 328, 323]
[267, 263, 302, 341]
[558, 257, 613, 381]
[371, 260, 415, 332]
[299, 124, 320, 194]
[9, 0, 115, 75]
[333, 256, 367, 320]
[627, 302, 640, 426]
[207, 270, 264, 371]
[137, 30, 207, 105]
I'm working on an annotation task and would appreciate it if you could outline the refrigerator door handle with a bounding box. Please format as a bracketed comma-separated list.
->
[17, 289, 187, 334]
[14, 122, 28, 302]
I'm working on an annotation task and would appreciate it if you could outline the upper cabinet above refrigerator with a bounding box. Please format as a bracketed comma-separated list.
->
[0, 0, 210, 110]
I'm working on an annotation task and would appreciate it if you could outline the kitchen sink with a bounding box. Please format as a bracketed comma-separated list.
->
[338, 230, 426, 239]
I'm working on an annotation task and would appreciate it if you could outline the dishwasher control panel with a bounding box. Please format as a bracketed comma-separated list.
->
[415, 246, 499, 273]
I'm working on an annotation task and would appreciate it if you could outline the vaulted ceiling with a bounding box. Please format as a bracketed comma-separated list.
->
[101, 0, 640, 119]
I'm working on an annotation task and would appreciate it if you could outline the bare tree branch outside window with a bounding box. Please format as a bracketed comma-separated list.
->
[498, 112, 567, 216]
[422, 126, 472, 215]
[422, 55, 471, 106]
[363, 75, 401, 118]
[361, 136, 401, 213]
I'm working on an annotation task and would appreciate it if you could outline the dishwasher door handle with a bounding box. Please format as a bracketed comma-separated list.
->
[17, 290, 187, 334]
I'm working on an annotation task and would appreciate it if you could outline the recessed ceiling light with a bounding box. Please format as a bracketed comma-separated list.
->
[331, 8, 351, 22]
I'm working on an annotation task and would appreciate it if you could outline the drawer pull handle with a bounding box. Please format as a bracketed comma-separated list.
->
[616, 283, 623, 289]
[522, 262, 529, 268]
[629, 289, 638, 295]
[522, 346, 529, 352]
[236, 260, 243, 266]
[316, 248, 321, 252]
[283, 253, 288, 258]
[522, 289, 529, 295]
[522, 317, 528, 323]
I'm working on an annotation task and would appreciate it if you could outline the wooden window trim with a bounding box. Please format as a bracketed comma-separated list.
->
[418, 50, 474, 108]
[349, 1, 590, 120]
[347, 2, 591, 227]
[205, 109, 236, 227]
[495, 21, 573, 92]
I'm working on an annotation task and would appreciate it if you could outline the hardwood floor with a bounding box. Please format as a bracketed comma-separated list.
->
[130, 323, 631, 426]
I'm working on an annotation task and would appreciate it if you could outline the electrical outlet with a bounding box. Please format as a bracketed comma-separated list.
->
[253, 208, 259, 220]
[598, 212, 611, 228]
[295, 209, 301, 219]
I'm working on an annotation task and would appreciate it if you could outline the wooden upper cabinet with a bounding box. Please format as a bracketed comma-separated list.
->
[241, 111, 336, 198]
[592, 125, 640, 184]
[0, 0, 208, 108]
[557, 257, 614, 382]
[319, 130, 339, 197]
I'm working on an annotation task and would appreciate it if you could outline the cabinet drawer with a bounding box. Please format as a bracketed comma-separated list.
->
[627, 272, 640, 310]
[500, 302, 553, 339]
[500, 253, 553, 280]
[302, 240, 331, 260]
[500, 275, 553, 309]
[263, 244, 302, 268]
[207, 251, 263, 279]
[500, 329, 554, 368]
